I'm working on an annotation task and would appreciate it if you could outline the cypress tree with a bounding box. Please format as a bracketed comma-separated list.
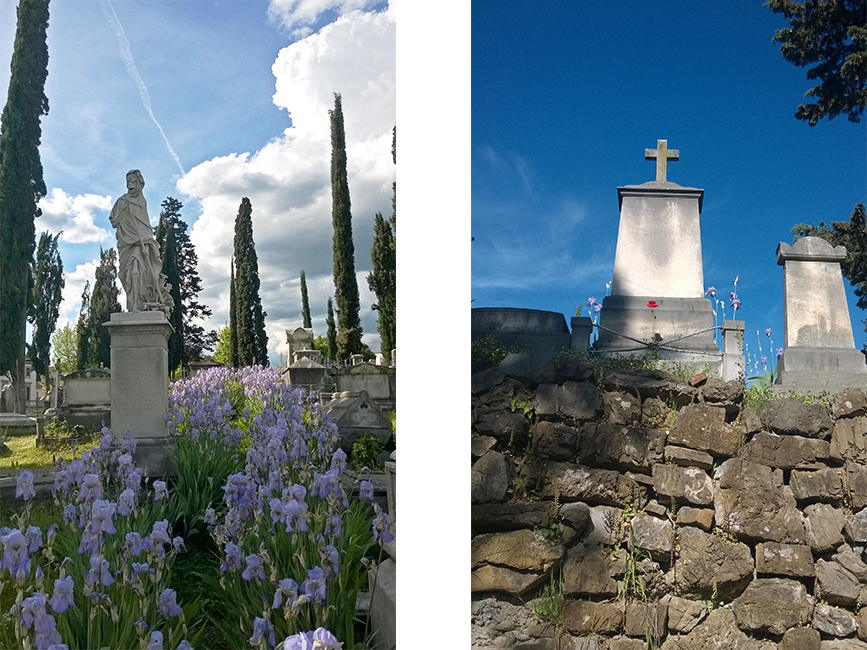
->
[160, 226, 184, 375]
[367, 213, 396, 364]
[232, 197, 268, 366]
[329, 93, 363, 360]
[229, 261, 239, 368]
[75, 281, 90, 370]
[83, 248, 121, 368]
[0, 0, 50, 412]
[28, 230, 64, 381]
[300, 270, 312, 329]
[155, 197, 216, 364]
[326, 298, 337, 362]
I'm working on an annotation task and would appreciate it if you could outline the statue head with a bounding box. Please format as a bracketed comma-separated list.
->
[125, 169, 145, 194]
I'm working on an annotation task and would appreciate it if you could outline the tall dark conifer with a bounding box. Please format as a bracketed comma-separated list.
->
[232, 197, 268, 366]
[367, 213, 396, 364]
[326, 297, 337, 362]
[229, 261, 239, 368]
[0, 0, 50, 412]
[75, 281, 90, 371]
[300, 270, 312, 329]
[79, 248, 121, 368]
[329, 93, 363, 360]
[160, 226, 184, 374]
[155, 197, 216, 365]
[28, 230, 63, 381]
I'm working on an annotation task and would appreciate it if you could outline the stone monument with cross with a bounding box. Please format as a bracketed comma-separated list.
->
[593, 140, 722, 367]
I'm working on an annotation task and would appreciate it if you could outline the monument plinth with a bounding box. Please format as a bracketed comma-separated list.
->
[594, 140, 719, 365]
[104, 311, 175, 476]
[775, 237, 867, 394]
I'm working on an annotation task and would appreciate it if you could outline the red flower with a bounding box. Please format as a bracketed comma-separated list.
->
[647, 300, 659, 309]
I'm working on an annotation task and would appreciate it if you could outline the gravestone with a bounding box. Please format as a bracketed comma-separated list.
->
[594, 140, 720, 368]
[775, 237, 867, 394]
[56, 368, 111, 431]
[285, 356, 328, 391]
[319, 390, 393, 452]
[332, 361, 395, 411]
[471, 307, 572, 358]
[286, 327, 315, 364]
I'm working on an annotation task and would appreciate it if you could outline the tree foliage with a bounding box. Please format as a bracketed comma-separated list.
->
[329, 93, 364, 360]
[792, 202, 867, 335]
[155, 197, 216, 367]
[0, 0, 50, 412]
[300, 270, 312, 329]
[28, 230, 63, 380]
[75, 281, 90, 371]
[77, 248, 121, 369]
[326, 298, 337, 362]
[367, 213, 395, 364]
[232, 197, 269, 366]
[50, 323, 77, 374]
[213, 325, 232, 366]
[160, 224, 184, 375]
[766, 0, 867, 125]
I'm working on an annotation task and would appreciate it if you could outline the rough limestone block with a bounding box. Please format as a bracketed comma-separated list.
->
[562, 600, 624, 635]
[471, 435, 498, 459]
[846, 508, 867, 544]
[664, 595, 708, 634]
[562, 544, 618, 597]
[714, 458, 807, 544]
[471, 451, 513, 504]
[623, 601, 667, 638]
[670, 403, 739, 456]
[831, 416, 867, 463]
[847, 463, 867, 509]
[804, 503, 846, 553]
[558, 381, 602, 422]
[675, 526, 753, 601]
[779, 627, 821, 650]
[608, 638, 646, 650]
[474, 410, 529, 446]
[812, 603, 857, 638]
[583, 505, 618, 546]
[471, 502, 552, 535]
[833, 548, 867, 581]
[652, 463, 714, 506]
[603, 391, 642, 426]
[580, 423, 665, 472]
[542, 462, 644, 508]
[815, 559, 861, 607]
[470, 563, 546, 596]
[559, 501, 591, 533]
[471, 529, 563, 572]
[664, 445, 714, 471]
[531, 421, 579, 461]
[659, 608, 766, 650]
[676, 506, 714, 531]
[742, 430, 831, 469]
[731, 578, 811, 636]
[758, 398, 832, 439]
[630, 512, 673, 561]
[755, 542, 815, 578]
[790, 468, 844, 503]
[832, 389, 867, 420]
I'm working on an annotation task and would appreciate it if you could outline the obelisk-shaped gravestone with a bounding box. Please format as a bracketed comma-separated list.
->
[594, 140, 719, 364]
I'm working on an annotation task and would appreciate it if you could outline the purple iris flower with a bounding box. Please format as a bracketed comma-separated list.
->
[87, 554, 114, 587]
[158, 588, 183, 618]
[79, 474, 103, 502]
[301, 566, 326, 605]
[153, 480, 168, 501]
[16, 470, 35, 501]
[761, 355, 768, 366]
[241, 554, 266, 582]
[249, 617, 275, 648]
[221, 542, 243, 573]
[25, 525, 43, 553]
[359, 480, 374, 501]
[49, 576, 75, 614]
[118, 489, 136, 517]
[89, 500, 117, 535]
[271, 577, 299, 610]
[147, 631, 164, 650]
[776, 347, 784, 361]
[330, 448, 347, 473]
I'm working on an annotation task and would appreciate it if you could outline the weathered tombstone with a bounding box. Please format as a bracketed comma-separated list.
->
[286, 326, 315, 364]
[285, 356, 328, 391]
[332, 361, 395, 411]
[56, 368, 111, 430]
[775, 237, 867, 394]
[471, 307, 572, 358]
[319, 390, 393, 452]
[105, 169, 176, 476]
[594, 140, 720, 370]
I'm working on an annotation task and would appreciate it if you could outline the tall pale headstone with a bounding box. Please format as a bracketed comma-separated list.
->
[775, 237, 866, 393]
[595, 140, 719, 365]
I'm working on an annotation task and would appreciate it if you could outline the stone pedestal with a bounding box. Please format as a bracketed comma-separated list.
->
[721, 320, 746, 382]
[570, 316, 593, 352]
[775, 237, 867, 394]
[104, 311, 175, 476]
[594, 181, 718, 366]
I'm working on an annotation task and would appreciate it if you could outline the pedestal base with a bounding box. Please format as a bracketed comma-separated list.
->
[104, 311, 175, 477]
[775, 347, 867, 396]
[594, 295, 720, 363]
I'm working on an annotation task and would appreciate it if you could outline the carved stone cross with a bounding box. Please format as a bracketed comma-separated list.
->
[645, 139, 679, 182]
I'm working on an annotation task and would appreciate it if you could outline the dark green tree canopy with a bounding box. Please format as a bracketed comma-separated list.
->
[160, 224, 184, 374]
[367, 213, 395, 364]
[766, 0, 867, 125]
[0, 0, 50, 411]
[77, 248, 121, 369]
[28, 229, 63, 379]
[232, 197, 269, 366]
[300, 270, 312, 329]
[329, 93, 364, 360]
[326, 297, 337, 362]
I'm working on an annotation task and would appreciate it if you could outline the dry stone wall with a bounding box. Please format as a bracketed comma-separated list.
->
[470, 359, 867, 650]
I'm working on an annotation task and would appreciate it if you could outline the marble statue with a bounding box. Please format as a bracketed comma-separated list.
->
[109, 170, 173, 314]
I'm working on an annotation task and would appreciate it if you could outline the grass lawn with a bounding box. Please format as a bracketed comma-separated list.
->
[0, 433, 98, 471]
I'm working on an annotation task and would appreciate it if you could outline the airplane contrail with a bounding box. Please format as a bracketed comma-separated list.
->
[98, 0, 186, 177]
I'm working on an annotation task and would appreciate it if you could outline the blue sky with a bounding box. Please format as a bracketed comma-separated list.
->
[471, 1, 867, 369]
[0, 0, 395, 363]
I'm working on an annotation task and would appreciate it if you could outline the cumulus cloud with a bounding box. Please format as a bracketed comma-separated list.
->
[267, 0, 384, 38]
[179, 2, 394, 361]
[37, 189, 112, 244]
